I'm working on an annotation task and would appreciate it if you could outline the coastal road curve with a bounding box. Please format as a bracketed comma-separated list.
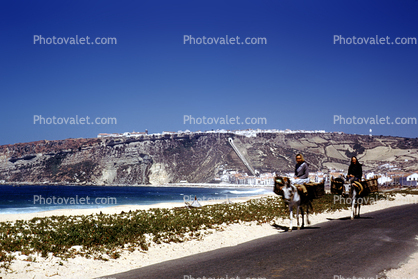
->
[105, 204, 418, 279]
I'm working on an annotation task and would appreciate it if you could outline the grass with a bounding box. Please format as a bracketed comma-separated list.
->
[0, 191, 402, 270]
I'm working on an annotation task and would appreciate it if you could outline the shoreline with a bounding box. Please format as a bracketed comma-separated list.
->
[0, 184, 271, 220]
[0, 182, 273, 188]
[0, 193, 273, 222]
[2, 182, 417, 191]
[1, 193, 418, 279]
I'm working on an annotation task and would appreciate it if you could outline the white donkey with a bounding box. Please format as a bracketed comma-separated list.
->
[281, 178, 312, 231]
[341, 178, 364, 220]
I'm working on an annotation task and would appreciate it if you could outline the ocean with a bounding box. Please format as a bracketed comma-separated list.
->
[0, 185, 272, 214]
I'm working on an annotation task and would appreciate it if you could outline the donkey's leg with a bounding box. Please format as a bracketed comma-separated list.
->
[306, 202, 310, 225]
[354, 200, 358, 219]
[296, 204, 300, 229]
[300, 205, 305, 229]
[351, 187, 356, 220]
[357, 199, 361, 218]
[289, 205, 293, 232]
[353, 190, 360, 219]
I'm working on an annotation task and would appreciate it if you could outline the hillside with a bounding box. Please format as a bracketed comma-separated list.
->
[0, 132, 417, 185]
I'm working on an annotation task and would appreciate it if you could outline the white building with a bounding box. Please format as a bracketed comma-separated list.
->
[407, 173, 418, 182]
[97, 133, 121, 138]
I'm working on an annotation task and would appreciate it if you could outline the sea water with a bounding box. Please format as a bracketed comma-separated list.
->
[0, 185, 271, 214]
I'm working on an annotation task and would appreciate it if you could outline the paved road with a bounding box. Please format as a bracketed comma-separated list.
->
[105, 204, 418, 279]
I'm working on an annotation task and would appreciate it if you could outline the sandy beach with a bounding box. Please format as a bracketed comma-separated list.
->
[0, 193, 269, 223]
[1, 193, 418, 279]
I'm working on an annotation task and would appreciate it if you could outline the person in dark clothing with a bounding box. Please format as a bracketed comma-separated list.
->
[347, 156, 362, 182]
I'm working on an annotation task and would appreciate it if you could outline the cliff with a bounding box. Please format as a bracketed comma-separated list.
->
[0, 132, 417, 185]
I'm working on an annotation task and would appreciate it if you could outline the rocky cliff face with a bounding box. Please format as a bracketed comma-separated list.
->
[0, 133, 417, 185]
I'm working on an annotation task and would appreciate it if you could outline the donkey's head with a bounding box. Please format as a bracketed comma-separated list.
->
[274, 176, 288, 197]
[341, 177, 352, 198]
[282, 178, 297, 203]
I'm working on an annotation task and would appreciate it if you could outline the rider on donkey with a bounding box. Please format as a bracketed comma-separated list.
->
[348, 156, 362, 181]
[347, 156, 363, 194]
[291, 153, 310, 195]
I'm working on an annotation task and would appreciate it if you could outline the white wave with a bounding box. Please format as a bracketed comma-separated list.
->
[228, 189, 267, 195]
[0, 206, 42, 214]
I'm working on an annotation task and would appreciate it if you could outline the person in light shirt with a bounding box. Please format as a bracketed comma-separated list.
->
[293, 154, 310, 183]
[290, 154, 310, 195]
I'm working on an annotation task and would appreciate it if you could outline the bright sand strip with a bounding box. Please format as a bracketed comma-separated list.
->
[0, 194, 270, 222]
[0, 193, 417, 279]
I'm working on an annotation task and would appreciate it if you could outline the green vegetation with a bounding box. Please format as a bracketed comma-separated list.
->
[0, 192, 398, 270]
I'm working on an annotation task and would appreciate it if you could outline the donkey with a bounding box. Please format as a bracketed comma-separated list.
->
[332, 176, 366, 220]
[276, 177, 312, 231]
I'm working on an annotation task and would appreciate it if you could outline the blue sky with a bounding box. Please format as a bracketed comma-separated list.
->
[1, 0, 418, 145]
